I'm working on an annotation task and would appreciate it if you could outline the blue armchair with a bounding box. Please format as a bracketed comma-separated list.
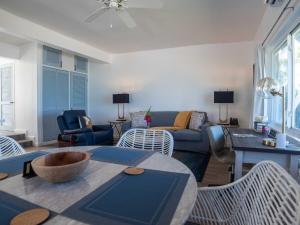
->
[57, 110, 113, 146]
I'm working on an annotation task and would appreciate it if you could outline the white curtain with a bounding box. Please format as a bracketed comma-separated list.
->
[251, 45, 265, 128]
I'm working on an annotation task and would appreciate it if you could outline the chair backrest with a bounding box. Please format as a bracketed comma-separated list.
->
[231, 161, 300, 225]
[57, 110, 86, 133]
[0, 136, 25, 159]
[207, 125, 225, 158]
[116, 128, 174, 157]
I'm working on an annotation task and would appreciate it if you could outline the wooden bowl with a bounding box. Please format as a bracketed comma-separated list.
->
[31, 151, 90, 183]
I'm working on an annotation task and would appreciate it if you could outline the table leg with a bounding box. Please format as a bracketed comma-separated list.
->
[234, 151, 243, 181]
[290, 155, 300, 183]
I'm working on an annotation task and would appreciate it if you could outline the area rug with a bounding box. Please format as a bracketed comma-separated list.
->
[172, 151, 210, 182]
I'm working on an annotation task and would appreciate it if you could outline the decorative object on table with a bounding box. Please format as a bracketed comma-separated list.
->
[254, 121, 268, 133]
[113, 93, 130, 121]
[31, 151, 90, 183]
[57, 110, 114, 147]
[256, 77, 286, 148]
[214, 91, 234, 123]
[23, 160, 37, 179]
[229, 117, 239, 126]
[262, 138, 276, 147]
[144, 106, 152, 128]
[0, 136, 26, 160]
[255, 115, 269, 123]
[124, 167, 145, 175]
[262, 125, 270, 136]
[10, 208, 50, 225]
[0, 172, 8, 180]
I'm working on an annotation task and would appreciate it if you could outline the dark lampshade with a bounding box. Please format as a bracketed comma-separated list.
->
[113, 94, 129, 104]
[214, 91, 234, 103]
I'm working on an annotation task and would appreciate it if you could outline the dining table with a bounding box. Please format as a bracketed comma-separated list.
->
[0, 146, 197, 225]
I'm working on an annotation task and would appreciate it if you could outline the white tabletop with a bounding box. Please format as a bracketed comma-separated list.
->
[0, 146, 197, 225]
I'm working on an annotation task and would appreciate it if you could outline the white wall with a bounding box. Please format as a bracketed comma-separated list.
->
[14, 42, 38, 143]
[0, 42, 19, 59]
[89, 41, 254, 128]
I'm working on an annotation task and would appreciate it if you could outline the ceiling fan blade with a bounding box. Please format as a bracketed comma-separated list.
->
[127, 0, 163, 9]
[85, 7, 108, 23]
[117, 10, 137, 28]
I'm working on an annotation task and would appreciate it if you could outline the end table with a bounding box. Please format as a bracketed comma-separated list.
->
[108, 120, 127, 140]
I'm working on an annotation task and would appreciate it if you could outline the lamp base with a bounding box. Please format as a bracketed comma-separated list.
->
[219, 119, 229, 124]
[116, 118, 127, 122]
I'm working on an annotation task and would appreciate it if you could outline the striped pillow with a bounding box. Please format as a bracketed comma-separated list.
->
[130, 112, 147, 128]
[189, 112, 206, 130]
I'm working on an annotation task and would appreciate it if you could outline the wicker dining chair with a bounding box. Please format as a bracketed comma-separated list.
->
[116, 128, 174, 157]
[0, 136, 26, 160]
[188, 160, 300, 225]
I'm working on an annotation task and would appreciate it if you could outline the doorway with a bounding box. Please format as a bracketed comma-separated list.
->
[0, 64, 14, 131]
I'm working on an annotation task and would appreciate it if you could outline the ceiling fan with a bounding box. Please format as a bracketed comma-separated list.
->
[85, 0, 163, 28]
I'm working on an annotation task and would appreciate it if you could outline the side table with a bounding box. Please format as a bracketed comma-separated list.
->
[108, 120, 127, 141]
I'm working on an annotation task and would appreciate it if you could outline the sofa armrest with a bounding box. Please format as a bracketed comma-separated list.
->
[63, 128, 93, 135]
[93, 124, 112, 131]
[121, 121, 132, 133]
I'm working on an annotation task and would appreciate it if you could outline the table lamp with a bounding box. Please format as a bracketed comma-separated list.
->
[113, 93, 129, 121]
[214, 91, 234, 124]
[256, 77, 286, 148]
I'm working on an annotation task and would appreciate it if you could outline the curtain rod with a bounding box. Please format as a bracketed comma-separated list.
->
[262, 0, 294, 47]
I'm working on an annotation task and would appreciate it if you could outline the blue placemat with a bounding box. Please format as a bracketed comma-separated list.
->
[90, 147, 155, 166]
[0, 151, 47, 176]
[62, 169, 190, 225]
[0, 191, 56, 225]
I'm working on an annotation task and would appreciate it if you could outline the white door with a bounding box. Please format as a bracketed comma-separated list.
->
[0, 65, 14, 130]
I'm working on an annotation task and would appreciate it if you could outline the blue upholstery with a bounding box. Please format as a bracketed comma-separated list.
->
[150, 111, 178, 127]
[57, 110, 113, 146]
[122, 111, 211, 154]
[169, 129, 202, 142]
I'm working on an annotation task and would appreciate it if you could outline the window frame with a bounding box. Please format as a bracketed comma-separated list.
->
[268, 24, 300, 139]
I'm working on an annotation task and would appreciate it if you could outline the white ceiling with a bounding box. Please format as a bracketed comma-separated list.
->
[0, 0, 266, 53]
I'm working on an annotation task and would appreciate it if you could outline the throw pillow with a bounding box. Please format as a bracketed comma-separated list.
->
[173, 111, 192, 128]
[130, 111, 147, 128]
[78, 116, 93, 129]
[189, 112, 206, 130]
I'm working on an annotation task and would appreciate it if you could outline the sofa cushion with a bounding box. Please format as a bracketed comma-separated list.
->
[174, 111, 192, 128]
[130, 111, 147, 128]
[189, 112, 207, 130]
[149, 126, 184, 131]
[169, 129, 202, 142]
[150, 111, 178, 127]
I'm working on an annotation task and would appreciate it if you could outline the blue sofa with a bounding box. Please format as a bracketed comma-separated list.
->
[122, 111, 212, 182]
[122, 111, 211, 154]
[57, 110, 113, 146]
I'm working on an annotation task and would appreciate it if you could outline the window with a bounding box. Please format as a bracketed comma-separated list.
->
[293, 28, 300, 129]
[269, 25, 300, 137]
[272, 42, 288, 125]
